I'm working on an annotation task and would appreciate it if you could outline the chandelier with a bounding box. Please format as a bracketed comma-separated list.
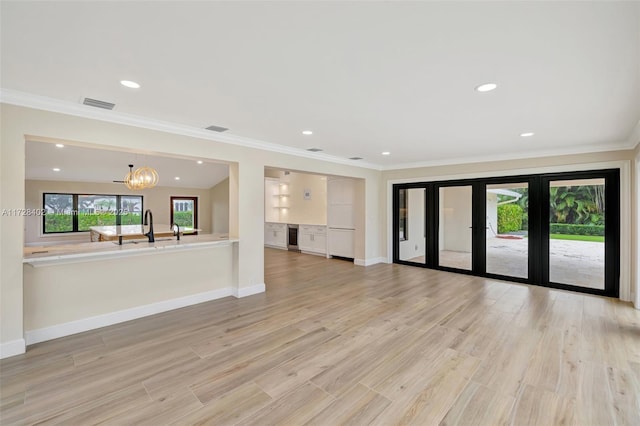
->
[134, 165, 159, 189]
[123, 164, 159, 190]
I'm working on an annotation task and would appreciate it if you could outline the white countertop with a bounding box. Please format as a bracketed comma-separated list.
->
[90, 224, 199, 236]
[24, 234, 238, 267]
[265, 222, 327, 226]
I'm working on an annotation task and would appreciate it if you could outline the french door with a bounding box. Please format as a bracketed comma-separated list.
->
[393, 169, 620, 297]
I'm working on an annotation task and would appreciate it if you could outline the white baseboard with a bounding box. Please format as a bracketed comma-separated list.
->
[25, 287, 234, 345]
[354, 257, 388, 266]
[233, 283, 266, 298]
[264, 244, 288, 251]
[0, 338, 26, 359]
[300, 250, 326, 257]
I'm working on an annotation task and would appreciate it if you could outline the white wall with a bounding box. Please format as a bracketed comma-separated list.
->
[24, 180, 214, 245]
[211, 178, 229, 234]
[399, 188, 425, 260]
[272, 171, 327, 225]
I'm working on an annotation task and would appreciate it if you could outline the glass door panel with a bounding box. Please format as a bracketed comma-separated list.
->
[486, 183, 529, 278]
[438, 186, 472, 270]
[398, 188, 427, 264]
[548, 178, 605, 289]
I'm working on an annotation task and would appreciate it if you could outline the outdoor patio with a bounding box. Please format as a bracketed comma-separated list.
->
[407, 238, 605, 289]
[435, 237, 605, 289]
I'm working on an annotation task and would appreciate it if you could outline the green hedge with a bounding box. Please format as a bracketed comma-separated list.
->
[549, 223, 604, 236]
[44, 213, 141, 233]
[172, 211, 193, 227]
[44, 214, 73, 232]
[497, 204, 523, 234]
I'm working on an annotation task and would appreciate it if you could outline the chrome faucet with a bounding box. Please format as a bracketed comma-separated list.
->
[171, 223, 180, 241]
[143, 209, 155, 242]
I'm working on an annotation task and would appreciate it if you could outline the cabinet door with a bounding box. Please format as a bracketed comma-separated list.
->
[327, 178, 356, 229]
[312, 232, 326, 254]
[299, 232, 313, 251]
[273, 229, 287, 248]
[328, 178, 355, 204]
[328, 205, 355, 229]
[328, 229, 355, 258]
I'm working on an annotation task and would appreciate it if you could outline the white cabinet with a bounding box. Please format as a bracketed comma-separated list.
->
[299, 225, 327, 255]
[264, 222, 287, 249]
[327, 178, 356, 229]
[328, 229, 355, 258]
[327, 177, 356, 259]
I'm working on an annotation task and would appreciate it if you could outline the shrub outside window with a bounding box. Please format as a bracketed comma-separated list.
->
[43, 193, 143, 233]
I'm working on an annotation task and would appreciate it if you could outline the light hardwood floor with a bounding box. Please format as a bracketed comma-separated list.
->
[1, 248, 639, 425]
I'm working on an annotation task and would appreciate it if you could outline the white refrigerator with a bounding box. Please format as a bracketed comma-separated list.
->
[327, 178, 355, 258]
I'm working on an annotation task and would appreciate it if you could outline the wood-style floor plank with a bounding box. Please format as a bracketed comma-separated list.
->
[439, 381, 515, 426]
[1, 248, 638, 425]
[304, 383, 391, 426]
[509, 384, 576, 426]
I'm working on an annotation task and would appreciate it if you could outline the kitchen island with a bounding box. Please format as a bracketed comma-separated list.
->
[23, 234, 244, 346]
[24, 233, 233, 266]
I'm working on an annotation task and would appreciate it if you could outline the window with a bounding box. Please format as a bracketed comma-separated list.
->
[170, 196, 198, 233]
[43, 193, 143, 233]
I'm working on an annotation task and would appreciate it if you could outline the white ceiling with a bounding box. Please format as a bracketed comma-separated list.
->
[26, 141, 229, 189]
[2, 2, 640, 169]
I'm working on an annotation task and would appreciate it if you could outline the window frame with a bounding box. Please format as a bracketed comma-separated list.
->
[42, 192, 144, 234]
[170, 196, 198, 235]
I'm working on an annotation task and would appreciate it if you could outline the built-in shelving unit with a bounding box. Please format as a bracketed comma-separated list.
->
[264, 178, 281, 222]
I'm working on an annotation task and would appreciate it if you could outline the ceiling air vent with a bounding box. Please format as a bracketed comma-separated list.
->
[82, 98, 115, 110]
[349, 157, 363, 160]
[306, 148, 323, 152]
[205, 125, 229, 132]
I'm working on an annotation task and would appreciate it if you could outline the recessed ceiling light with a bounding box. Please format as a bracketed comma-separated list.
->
[52, 168, 61, 172]
[475, 83, 498, 92]
[174, 177, 180, 180]
[302, 130, 313, 135]
[55, 143, 64, 148]
[197, 160, 203, 164]
[520, 132, 535, 137]
[349, 157, 363, 160]
[120, 80, 140, 89]
[381, 151, 391, 156]
[306, 148, 323, 152]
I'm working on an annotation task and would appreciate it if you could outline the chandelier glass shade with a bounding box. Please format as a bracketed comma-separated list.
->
[134, 166, 159, 189]
[123, 164, 158, 190]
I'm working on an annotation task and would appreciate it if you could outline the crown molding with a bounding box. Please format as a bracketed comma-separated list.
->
[626, 118, 640, 151]
[0, 89, 382, 170]
[380, 139, 636, 171]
